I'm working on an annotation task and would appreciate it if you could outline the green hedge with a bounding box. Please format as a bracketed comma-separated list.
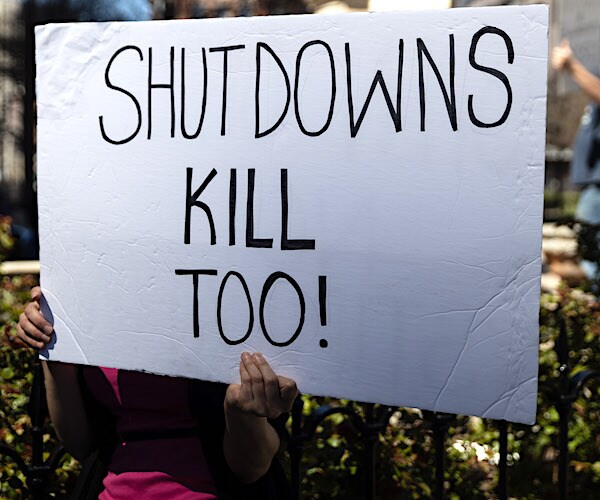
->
[0, 217, 78, 497]
[1, 217, 599, 498]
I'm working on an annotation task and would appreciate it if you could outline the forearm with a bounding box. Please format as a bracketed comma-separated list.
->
[567, 59, 600, 105]
[42, 361, 95, 460]
[223, 406, 280, 483]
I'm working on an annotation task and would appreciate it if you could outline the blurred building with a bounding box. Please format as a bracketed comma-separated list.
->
[311, 0, 450, 13]
[453, 0, 541, 5]
[0, 0, 24, 214]
[162, 0, 310, 18]
[0, 0, 155, 258]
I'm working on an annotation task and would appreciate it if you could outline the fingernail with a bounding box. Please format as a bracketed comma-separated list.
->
[253, 352, 263, 361]
[44, 325, 53, 335]
[241, 352, 250, 361]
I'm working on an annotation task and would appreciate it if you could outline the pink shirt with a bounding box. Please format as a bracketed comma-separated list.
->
[83, 367, 218, 499]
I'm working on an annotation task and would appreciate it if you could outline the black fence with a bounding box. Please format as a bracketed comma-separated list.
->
[0, 307, 598, 499]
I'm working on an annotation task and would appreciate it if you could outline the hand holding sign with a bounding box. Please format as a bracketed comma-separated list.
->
[226, 352, 298, 420]
[17, 287, 53, 350]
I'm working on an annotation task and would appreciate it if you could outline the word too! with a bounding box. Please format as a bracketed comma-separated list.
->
[176, 167, 329, 348]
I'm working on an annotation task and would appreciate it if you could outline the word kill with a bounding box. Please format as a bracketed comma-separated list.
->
[184, 167, 315, 250]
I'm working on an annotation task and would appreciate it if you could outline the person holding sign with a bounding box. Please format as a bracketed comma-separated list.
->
[17, 287, 296, 499]
[552, 40, 600, 280]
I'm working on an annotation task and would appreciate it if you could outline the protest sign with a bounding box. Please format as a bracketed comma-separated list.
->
[36, 5, 548, 424]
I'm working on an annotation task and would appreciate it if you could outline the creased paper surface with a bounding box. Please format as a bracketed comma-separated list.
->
[36, 6, 548, 424]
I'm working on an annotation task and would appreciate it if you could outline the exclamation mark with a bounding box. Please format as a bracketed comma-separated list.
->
[319, 276, 328, 348]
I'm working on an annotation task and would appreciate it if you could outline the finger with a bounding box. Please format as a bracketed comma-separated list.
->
[19, 313, 50, 345]
[24, 303, 53, 335]
[31, 286, 42, 302]
[16, 323, 43, 350]
[11, 334, 30, 350]
[238, 357, 253, 404]
[225, 382, 242, 410]
[242, 352, 267, 414]
[277, 375, 299, 408]
[11, 325, 29, 348]
[560, 40, 573, 59]
[252, 353, 281, 410]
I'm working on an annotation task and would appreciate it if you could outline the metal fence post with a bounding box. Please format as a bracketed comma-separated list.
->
[432, 412, 454, 500]
[289, 395, 305, 500]
[554, 306, 600, 500]
[27, 358, 47, 499]
[557, 310, 570, 500]
[364, 403, 377, 500]
[0, 354, 65, 498]
[498, 419, 508, 500]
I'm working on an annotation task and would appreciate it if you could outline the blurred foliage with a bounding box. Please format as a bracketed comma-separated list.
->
[544, 190, 579, 222]
[1, 213, 599, 497]
[0, 216, 15, 263]
[0, 221, 79, 498]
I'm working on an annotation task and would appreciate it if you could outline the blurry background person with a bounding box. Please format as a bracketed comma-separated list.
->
[552, 39, 600, 281]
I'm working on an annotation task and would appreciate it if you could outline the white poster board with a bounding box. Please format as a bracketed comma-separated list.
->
[36, 5, 548, 424]
[555, 0, 600, 93]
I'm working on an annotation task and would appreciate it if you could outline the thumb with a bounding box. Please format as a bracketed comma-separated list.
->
[278, 376, 298, 401]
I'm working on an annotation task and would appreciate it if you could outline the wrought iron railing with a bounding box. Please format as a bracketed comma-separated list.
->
[1, 307, 598, 499]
